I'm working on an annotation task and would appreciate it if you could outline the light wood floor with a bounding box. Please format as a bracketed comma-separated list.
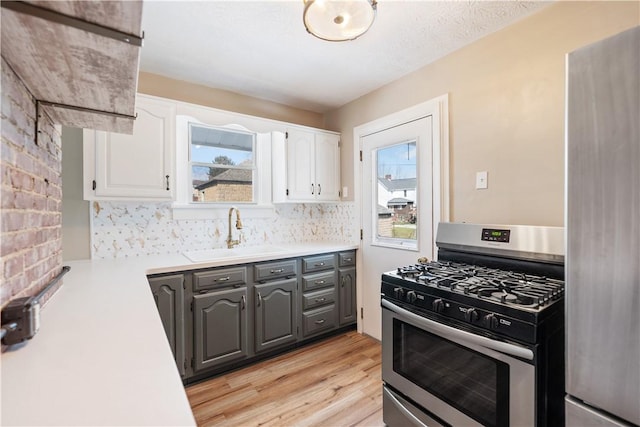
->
[186, 331, 383, 427]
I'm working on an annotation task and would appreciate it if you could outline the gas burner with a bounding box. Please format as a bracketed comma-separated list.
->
[392, 259, 564, 310]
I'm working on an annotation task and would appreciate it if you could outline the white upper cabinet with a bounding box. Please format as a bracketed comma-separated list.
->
[273, 128, 340, 203]
[84, 95, 176, 200]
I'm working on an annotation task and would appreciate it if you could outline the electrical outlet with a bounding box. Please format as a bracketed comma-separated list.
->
[476, 171, 488, 189]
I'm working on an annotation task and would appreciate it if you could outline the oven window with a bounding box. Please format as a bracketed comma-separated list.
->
[393, 319, 509, 427]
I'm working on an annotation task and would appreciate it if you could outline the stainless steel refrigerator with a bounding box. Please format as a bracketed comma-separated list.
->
[565, 26, 640, 427]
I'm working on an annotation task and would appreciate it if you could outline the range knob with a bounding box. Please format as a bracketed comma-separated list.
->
[393, 287, 405, 300]
[464, 308, 479, 323]
[432, 298, 445, 313]
[406, 290, 417, 303]
[483, 314, 499, 329]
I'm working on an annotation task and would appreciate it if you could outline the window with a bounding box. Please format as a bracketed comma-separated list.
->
[189, 123, 256, 203]
[376, 141, 418, 243]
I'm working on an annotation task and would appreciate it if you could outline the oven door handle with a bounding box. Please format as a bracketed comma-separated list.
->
[381, 299, 534, 361]
[383, 387, 429, 427]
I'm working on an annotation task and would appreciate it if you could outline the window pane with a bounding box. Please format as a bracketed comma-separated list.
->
[376, 141, 417, 241]
[190, 124, 255, 203]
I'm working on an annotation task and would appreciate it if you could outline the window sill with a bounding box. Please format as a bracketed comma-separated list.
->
[171, 203, 276, 220]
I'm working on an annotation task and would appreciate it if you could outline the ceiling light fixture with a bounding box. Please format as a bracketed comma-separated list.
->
[303, 0, 377, 42]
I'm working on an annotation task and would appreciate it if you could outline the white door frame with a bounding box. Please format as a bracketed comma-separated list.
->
[352, 95, 450, 335]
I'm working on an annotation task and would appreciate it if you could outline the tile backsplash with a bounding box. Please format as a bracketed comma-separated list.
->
[91, 202, 357, 259]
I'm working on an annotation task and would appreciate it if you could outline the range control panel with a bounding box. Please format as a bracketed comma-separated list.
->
[481, 228, 511, 243]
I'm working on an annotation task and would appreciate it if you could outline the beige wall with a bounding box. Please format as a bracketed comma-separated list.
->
[325, 1, 639, 226]
[138, 72, 325, 129]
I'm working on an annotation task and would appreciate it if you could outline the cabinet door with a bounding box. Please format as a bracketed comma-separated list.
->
[254, 278, 297, 353]
[286, 129, 315, 201]
[93, 95, 175, 199]
[315, 132, 340, 201]
[193, 287, 248, 372]
[339, 267, 357, 326]
[149, 274, 186, 377]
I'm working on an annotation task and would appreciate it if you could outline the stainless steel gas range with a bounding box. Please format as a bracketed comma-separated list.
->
[381, 222, 565, 427]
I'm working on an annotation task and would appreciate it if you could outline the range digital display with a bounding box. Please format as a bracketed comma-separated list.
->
[481, 228, 511, 243]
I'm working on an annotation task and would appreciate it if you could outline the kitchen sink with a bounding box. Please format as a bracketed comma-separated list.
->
[183, 245, 287, 263]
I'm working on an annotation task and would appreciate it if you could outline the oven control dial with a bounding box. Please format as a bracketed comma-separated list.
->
[464, 308, 479, 323]
[406, 290, 417, 303]
[393, 287, 405, 300]
[432, 298, 445, 313]
[483, 314, 499, 329]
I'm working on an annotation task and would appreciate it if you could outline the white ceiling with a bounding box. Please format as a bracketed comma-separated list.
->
[140, 1, 551, 113]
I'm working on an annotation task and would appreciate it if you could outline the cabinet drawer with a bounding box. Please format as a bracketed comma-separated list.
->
[254, 260, 297, 282]
[302, 305, 337, 337]
[302, 270, 335, 292]
[338, 251, 355, 267]
[193, 267, 247, 292]
[302, 287, 336, 311]
[302, 254, 335, 273]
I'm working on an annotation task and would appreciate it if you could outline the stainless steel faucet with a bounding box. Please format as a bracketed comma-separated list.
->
[226, 206, 243, 249]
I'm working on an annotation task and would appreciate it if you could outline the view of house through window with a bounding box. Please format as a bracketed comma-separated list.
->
[376, 141, 417, 241]
[189, 123, 256, 203]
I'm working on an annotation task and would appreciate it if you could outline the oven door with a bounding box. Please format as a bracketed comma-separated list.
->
[382, 299, 535, 427]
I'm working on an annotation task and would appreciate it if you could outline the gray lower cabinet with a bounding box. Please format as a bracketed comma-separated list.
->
[254, 278, 297, 353]
[149, 274, 186, 377]
[300, 255, 338, 338]
[338, 251, 357, 326]
[338, 267, 356, 326]
[149, 250, 356, 381]
[193, 287, 248, 372]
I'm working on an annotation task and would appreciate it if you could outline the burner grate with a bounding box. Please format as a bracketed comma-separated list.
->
[391, 260, 564, 310]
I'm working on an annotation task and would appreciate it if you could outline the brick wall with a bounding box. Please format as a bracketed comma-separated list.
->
[1, 59, 64, 310]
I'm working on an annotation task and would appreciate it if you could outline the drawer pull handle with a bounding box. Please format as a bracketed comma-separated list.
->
[344, 258, 352, 262]
[315, 298, 326, 303]
[315, 319, 325, 325]
[315, 262, 325, 267]
[270, 268, 284, 274]
[315, 280, 326, 285]
[216, 276, 230, 282]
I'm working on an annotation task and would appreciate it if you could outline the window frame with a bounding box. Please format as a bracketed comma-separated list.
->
[372, 140, 419, 251]
[188, 121, 257, 204]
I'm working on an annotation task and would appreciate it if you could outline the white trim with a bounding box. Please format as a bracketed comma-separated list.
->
[352, 94, 450, 334]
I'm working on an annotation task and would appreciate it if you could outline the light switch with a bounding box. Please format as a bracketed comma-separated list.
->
[342, 186, 348, 198]
[476, 171, 488, 189]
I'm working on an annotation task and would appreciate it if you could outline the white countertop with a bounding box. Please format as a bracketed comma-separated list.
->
[1, 243, 358, 426]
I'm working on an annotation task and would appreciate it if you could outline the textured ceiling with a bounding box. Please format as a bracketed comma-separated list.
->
[140, 1, 551, 113]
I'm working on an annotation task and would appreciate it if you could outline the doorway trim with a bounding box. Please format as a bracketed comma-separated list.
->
[352, 94, 450, 334]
